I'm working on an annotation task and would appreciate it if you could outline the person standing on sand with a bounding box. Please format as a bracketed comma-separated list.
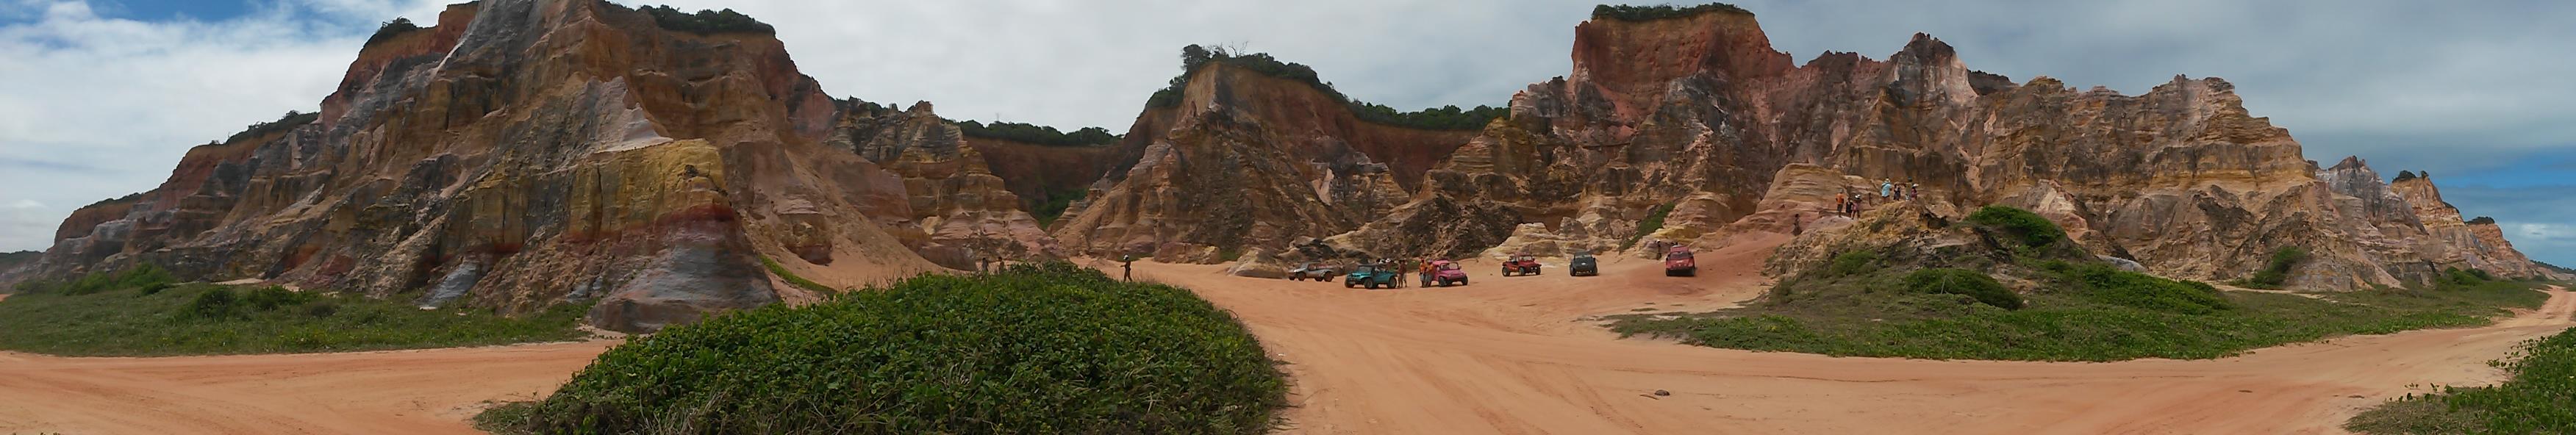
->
[1120, 255, 1134, 281]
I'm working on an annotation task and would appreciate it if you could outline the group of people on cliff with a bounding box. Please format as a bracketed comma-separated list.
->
[1833, 179, 1922, 215]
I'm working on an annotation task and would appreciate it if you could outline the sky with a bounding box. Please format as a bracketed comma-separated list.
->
[1, 0, 2569, 267]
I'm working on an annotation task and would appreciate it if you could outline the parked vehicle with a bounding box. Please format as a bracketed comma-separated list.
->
[1431, 260, 1470, 287]
[1501, 256, 1542, 276]
[1287, 262, 1338, 281]
[1664, 245, 1697, 277]
[1570, 253, 1599, 276]
[1345, 264, 1400, 289]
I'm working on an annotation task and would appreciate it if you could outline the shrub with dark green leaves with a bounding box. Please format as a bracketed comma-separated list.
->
[1967, 205, 2064, 249]
[243, 286, 313, 312]
[2242, 247, 2308, 289]
[1903, 268, 2022, 310]
[2056, 262, 2230, 314]
[224, 111, 320, 145]
[1622, 203, 1677, 250]
[507, 262, 1287, 434]
[188, 288, 240, 319]
[1822, 251, 1881, 278]
[365, 17, 422, 46]
[1592, 3, 1753, 21]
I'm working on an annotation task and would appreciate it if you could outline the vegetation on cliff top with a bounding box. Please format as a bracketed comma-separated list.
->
[1592, 3, 1753, 21]
[485, 262, 1286, 434]
[0, 265, 590, 356]
[222, 110, 320, 145]
[365, 17, 423, 47]
[2348, 326, 2576, 434]
[1609, 205, 2552, 362]
[632, 4, 774, 35]
[956, 120, 1122, 147]
[1147, 44, 1507, 131]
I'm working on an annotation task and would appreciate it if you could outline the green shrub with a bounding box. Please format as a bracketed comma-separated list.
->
[2242, 247, 2308, 289]
[505, 262, 1286, 434]
[1592, 3, 1753, 21]
[301, 302, 340, 318]
[1966, 206, 2064, 249]
[188, 288, 240, 319]
[2056, 262, 2230, 314]
[1145, 45, 1504, 131]
[955, 120, 1120, 147]
[138, 281, 174, 295]
[1822, 251, 1880, 278]
[1622, 203, 1677, 250]
[1032, 188, 1085, 228]
[243, 286, 313, 312]
[1903, 268, 2022, 310]
[365, 17, 422, 47]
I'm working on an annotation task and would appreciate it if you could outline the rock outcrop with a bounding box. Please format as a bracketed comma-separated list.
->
[2389, 173, 2560, 279]
[1326, 7, 2558, 289]
[825, 100, 1059, 269]
[29, 0, 945, 331]
[1051, 62, 1481, 262]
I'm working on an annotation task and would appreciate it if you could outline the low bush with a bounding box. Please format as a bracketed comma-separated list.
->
[22, 264, 176, 296]
[1966, 205, 2064, 249]
[2239, 247, 2308, 290]
[365, 17, 422, 47]
[1032, 188, 1085, 228]
[2056, 262, 2230, 314]
[224, 110, 320, 145]
[0, 271, 589, 356]
[188, 287, 240, 319]
[2349, 326, 2576, 434]
[1904, 268, 2022, 310]
[1622, 203, 1677, 250]
[498, 262, 1287, 434]
[1821, 251, 1880, 278]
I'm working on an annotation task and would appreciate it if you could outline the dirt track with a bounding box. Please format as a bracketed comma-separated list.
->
[0, 248, 2567, 434]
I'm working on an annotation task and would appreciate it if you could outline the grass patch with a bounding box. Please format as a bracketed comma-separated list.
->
[0, 269, 589, 356]
[1612, 261, 2550, 362]
[759, 256, 836, 294]
[1966, 205, 2063, 249]
[2349, 326, 2576, 434]
[491, 262, 1287, 434]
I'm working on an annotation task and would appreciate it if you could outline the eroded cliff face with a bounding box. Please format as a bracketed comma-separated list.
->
[1051, 64, 1479, 262]
[824, 101, 1057, 269]
[1331, 10, 2555, 290]
[32, 0, 943, 331]
[2389, 175, 2558, 279]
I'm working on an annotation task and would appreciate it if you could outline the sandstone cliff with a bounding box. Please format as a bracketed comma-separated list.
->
[31, 0, 945, 331]
[1328, 7, 2558, 290]
[821, 101, 1020, 267]
[1051, 61, 1481, 262]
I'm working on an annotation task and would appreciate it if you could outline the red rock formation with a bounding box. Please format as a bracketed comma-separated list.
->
[1051, 62, 1481, 261]
[1335, 7, 2556, 290]
[35, 0, 941, 331]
